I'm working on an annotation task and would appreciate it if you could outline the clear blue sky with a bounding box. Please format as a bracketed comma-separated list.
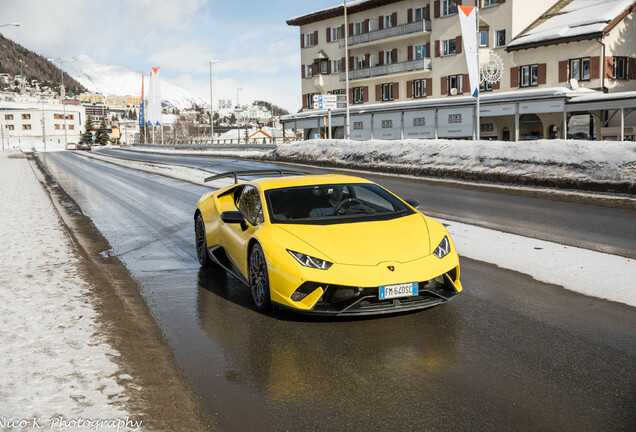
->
[0, 0, 341, 112]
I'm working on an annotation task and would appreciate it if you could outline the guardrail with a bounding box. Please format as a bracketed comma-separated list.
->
[130, 142, 277, 151]
[134, 137, 280, 146]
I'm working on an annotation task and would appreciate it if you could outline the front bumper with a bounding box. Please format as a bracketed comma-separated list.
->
[267, 250, 462, 316]
[280, 269, 460, 316]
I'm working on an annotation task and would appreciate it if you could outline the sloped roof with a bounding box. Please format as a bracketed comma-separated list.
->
[507, 0, 636, 51]
[287, 0, 402, 26]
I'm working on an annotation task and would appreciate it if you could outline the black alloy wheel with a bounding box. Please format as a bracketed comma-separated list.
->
[249, 243, 272, 311]
[195, 214, 212, 267]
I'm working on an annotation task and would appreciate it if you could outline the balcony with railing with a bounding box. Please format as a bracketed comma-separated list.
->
[340, 58, 432, 81]
[339, 20, 431, 49]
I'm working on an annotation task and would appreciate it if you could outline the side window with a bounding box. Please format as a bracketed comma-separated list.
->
[237, 186, 264, 225]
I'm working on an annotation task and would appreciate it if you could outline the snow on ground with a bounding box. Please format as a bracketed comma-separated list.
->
[0, 151, 142, 431]
[4, 137, 67, 153]
[276, 139, 636, 186]
[441, 218, 636, 308]
[82, 147, 636, 307]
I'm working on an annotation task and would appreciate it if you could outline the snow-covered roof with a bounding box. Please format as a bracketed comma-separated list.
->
[287, 0, 401, 26]
[508, 0, 635, 50]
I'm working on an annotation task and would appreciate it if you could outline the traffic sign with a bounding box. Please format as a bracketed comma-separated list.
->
[313, 94, 338, 103]
[315, 102, 338, 109]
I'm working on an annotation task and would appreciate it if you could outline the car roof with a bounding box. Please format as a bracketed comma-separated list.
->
[248, 174, 374, 190]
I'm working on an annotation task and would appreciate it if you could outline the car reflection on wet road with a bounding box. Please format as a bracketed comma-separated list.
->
[38, 151, 636, 431]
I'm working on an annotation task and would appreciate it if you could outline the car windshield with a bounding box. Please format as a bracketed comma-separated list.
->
[265, 183, 414, 224]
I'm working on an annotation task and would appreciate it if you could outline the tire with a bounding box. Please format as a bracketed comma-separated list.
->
[249, 243, 272, 311]
[195, 214, 213, 267]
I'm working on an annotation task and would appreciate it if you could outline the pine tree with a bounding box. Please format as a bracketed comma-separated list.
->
[82, 116, 94, 142]
[97, 118, 109, 145]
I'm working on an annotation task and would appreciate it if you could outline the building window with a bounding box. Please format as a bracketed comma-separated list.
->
[384, 50, 393, 65]
[413, 79, 427, 98]
[613, 57, 627, 79]
[332, 89, 345, 95]
[353, 87, 365, 104]
[570, 58, 590, 81]
[484, 0, 500, 6]
[4, 114, 13, 120]
[480, 78, 493, 92]
[495, 29, 506, 48]
[54, 113, 63, 119]
[304, 33, 315, 47]
[22, 124, 32, 130]
[383, 15, 393, 29]
[441, 0, 457, 17]
[22, 114, 31, 120]
[442, 39, 456, 56]
[332, 59, 342, 73]
[381, 83, 394, 101]
[413, 7, 426, 21]
[331, 26, 343, 41]
[414, 44, 427, 60]
[6, 125, 14, 131]
[520, 65, 538, 87]
[307, 93, 315, 109]
[479, 30, 488, 47]
[305, 64, 313, 78]
[448, 75, 463, 95]
[66, 114, 74, 120]
[353, 21, 364, 36]
[354, 55, 365, 70]
[68, 125, 74, 130]
[55, 124, 61, 130]
[318, 59, 329, 75]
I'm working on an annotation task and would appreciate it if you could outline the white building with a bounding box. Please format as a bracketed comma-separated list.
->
[0, 101, 87, 148]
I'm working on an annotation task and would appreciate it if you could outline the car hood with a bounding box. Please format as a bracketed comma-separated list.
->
[276, 213, 431, 266]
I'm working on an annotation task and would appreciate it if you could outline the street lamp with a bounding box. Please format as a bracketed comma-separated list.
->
[236, 88, 243, 142]
[209, 59, 219, 144]
[0, 23, 20, 28]
[48, 58, 76, 148]
[343, 0, 350, 140]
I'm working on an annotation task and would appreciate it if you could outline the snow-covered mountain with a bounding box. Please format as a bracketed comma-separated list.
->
[61, 55, 207, 109]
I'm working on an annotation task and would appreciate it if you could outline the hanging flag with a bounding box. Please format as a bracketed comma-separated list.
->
[139, 75, 145, 128]
[458, 5, 479, 98]
[147, 67, 162, 126]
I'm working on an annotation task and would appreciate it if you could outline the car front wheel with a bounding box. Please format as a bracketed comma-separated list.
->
[249, 243, 271, 311]
[195, 214, 213, 267]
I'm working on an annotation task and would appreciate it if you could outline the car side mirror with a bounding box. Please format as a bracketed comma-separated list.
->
[221, 211, 245, 223]
[404, 199, 421, 209]
[221, 211, 248, 231]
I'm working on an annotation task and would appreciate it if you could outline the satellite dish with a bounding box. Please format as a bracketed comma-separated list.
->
[570, 78, 579, 89]
[450, 88, 458, 96]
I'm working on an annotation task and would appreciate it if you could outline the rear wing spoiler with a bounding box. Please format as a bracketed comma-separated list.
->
[204, 169, 311, 184]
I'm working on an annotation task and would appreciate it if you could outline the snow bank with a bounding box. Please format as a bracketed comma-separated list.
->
[0, 151, 138, 429]
[275, 139, 636, 192]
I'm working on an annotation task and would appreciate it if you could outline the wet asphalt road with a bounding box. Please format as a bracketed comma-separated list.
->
[98, 148, 636, 259]
[39, 151, 636, 431]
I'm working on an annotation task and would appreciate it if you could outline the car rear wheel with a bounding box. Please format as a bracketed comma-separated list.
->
[249, 244, 271, 311]
[195, 214, 213, 267]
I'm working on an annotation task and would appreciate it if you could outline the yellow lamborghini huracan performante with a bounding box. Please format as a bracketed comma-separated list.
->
[194, 170, 462, 315]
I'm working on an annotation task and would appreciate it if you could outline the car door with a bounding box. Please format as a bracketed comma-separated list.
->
[221, 185, 264, 277]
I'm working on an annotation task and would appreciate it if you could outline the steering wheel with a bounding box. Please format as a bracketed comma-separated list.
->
[334, 198, 363, 215]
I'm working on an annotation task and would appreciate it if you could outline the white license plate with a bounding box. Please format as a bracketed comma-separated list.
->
[379, 282, 418, 300]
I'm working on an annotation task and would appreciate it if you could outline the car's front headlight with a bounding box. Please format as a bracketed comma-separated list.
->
[433, 236, 451, 259]
[288, 250, 333, 270]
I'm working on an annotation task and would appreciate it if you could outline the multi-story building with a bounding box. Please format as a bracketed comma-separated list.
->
[0, 101, 87, 146]
[284, 0, 636, 141]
